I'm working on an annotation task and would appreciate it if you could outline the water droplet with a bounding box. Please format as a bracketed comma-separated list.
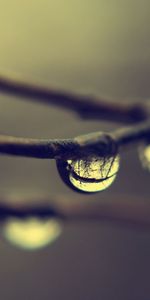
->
[3, 217, 62, 250]
[139, 142, 150, 171]
[57, 155, 120, 193]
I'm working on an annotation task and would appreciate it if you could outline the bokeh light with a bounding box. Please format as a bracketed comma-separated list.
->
[3, 217, 62, 250]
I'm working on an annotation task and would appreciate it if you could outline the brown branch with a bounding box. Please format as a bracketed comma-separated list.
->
[0, 121, 150, 159]
[0, 73, 149, 231]
[0, 72, 149, 123]
[0, 194, 150, 229]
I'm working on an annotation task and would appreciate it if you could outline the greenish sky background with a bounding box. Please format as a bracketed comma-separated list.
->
[0, 0, 150, 97]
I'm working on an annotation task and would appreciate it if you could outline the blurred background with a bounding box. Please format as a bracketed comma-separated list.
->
[0, 1, 150, 299]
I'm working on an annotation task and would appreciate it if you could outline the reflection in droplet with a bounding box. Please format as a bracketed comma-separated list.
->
[139, 143, 150, 171]
[3, 218, 62, 250]
[57, 155, 120, 193]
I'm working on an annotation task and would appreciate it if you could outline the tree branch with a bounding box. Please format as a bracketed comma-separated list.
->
[0, 121, 149, 159]
[0, 72, 149, 231]
[0, 72, 149, 123]
[0, 194, 150, 229]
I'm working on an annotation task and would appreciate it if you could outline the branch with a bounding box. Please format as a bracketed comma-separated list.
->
[0, 73, 149, 231]
[0, 121, 150, 159]
[0, 72, 149, 123]
[0, 194, 150, 229]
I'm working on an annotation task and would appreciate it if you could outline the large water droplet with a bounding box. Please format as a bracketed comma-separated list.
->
[57, 155, 120, 193]
[139, 142, 150, 171]
[3, 218, 62, 250]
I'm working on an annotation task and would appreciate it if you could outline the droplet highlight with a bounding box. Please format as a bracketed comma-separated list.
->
[139, 142, 150, 171]
[3, 217, 62, 250]
[57, 155, 120, 193]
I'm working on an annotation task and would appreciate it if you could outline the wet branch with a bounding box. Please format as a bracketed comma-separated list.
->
[0, 121, 150, 159]
[0, 72, 150, 231]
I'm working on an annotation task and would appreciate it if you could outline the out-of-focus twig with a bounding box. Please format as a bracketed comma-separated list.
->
[0, 72, 149, 123]
[0, 195, 150, 229]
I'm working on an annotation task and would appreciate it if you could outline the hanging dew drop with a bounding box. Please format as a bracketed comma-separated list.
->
[57, 155, 120, 193]
[2, 217, 62, 250]
[68, 156, 120, 192]
[139, 142, 150, 171]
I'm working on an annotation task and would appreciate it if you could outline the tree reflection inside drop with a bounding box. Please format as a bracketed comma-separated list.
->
[3, 218, 62, 250]
[57, 155, 120, 193]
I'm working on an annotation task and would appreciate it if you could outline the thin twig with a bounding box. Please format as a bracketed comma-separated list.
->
[0, 72, 149, 123]
[0, 195, 150, 229]
[0, 121, 150, 159]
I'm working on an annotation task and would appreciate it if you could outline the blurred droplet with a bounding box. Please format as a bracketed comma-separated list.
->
[57, 155, 120, 193]
[139, 143, 150, 171]
[3, 218, 62, 250]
